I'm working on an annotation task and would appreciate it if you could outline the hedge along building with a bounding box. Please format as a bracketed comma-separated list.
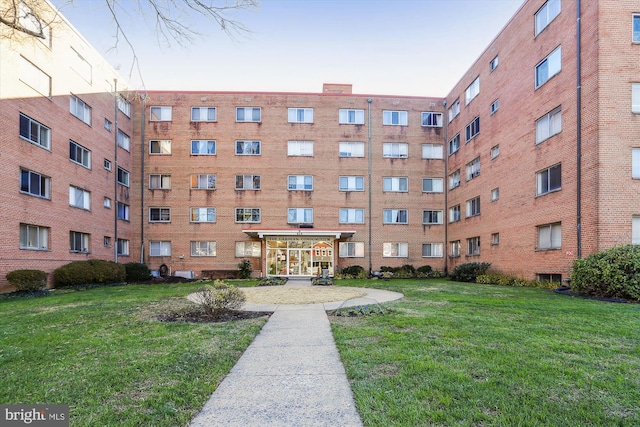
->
[132, 87, 446, 278]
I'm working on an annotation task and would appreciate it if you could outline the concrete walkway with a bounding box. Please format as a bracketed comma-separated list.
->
[189, 279, 403, 426]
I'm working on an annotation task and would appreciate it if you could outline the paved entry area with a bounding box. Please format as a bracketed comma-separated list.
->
[189, 280, 402, 426]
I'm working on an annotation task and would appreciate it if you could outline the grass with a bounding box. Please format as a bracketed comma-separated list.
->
[332, 279, 640, 426]
[0, 281, 268, 426]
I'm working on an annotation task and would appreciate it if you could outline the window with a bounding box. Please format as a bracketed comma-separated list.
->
[538, 222, 562, 250]
[149, 207, 171, 222]
[450, 240, 461, 257]
[536, 164, 561, 195]
[69, 141, 91, 168]
[190, 208, 216, 223]
[465, 77, 480, 105]
[117, 239, 129, 256]
[448, 99, 460, 122]
[236, 107, 261, 122]
[150, 106, 172, 121]
[339, 176, 365, 191]
[288, 140, 313, 156]
[449, 205, 461, 223]
[149, 174, 171, 190]
[467, 237, 480, 256]
[104, 159, 112, 171]
[20, 113, 50, 149]
[537, 273, 562, 283]
[288, 175, 313, 191]
[491, 145, 500, 159]
[191, 241, 216, 257]
[150, 241, 171, 256]
[383, 177, 408, 192]
[536, 46, 562, 88]
[288, 208, 313, 224]
[449, 170, 461, 190]
[117, 96, 130, 117]
[383, 209, 408, 224]
[20, 169, 50, 199]
[339, 242, 365, 257]
[466, 157, 481, 180]
[491, 188, 500, 201]
[492, 233, 500, 245]
[383, 110, 408, 126]
[104, 236, 111, 247]
[449, 134, 460, 155]
[117, 130, 130, 151]
[423, 210, 443, 225]
[69, 186, 90, 210]
[117, 167, 130, 187]
[191, 174, 216, 190]
[70, 47, 92, 83]
[490, 56, 499, 71]
[236, 174, 261, 190]
[117, 202, 130, 221]
[422, 178, 443, 193]
[236, 241, 262, 257]
[466, 196, 481, 217]
[632, 216, 640, 244]
[422, 144, 443, 159]
[150, 140, 171, 155]
[383, 143, 408, 158]
[633, 149, 640, 178]
[339, 208, 365, 224]
[20, 224, 49, 250]
[634, 15, 640, 43]
[536, 107, 562, 144]
[633, 84, 640, 113]
[235, 208, 261, 223]
[191, 107, 216, 122]
[339, 142, 365, 157]
[104, 197, 111, 208]
[20, 56, 51, 97]
[422, 112, 443, 127]
[288, 108, 313, 123]
[490, 99, 499, 115]
[235, 140, 260, 155]
[535, 0, 561, 36]
[70, 231, 90, 253]
[383, 242, 408, 257]
[339, 109, 365, 124]
[104, 118, 112, 132]
[465, 117, 480, 142]
[191, 140, 216, 155]
[70, 95, 91, 125]
[422, 243, 443, 258]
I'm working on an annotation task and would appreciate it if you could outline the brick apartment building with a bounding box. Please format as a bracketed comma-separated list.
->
[2, 0, 640, 288]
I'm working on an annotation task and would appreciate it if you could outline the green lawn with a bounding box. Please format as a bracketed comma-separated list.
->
[0, 282, 267, 426]
[332, 279, 640, 426]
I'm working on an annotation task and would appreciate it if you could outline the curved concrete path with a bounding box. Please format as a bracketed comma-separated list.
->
[189, 280, 403, 426]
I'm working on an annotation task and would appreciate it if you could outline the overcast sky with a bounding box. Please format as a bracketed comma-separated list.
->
[52, 0, 525, 97]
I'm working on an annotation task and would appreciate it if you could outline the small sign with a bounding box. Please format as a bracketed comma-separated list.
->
[1, 405, 69, 426]
[566, 250, 574, 256]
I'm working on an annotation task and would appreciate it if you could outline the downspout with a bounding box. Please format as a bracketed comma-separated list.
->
[576, 0, 582, 259]
[113, 79, 119, 263]
[140, 94, 147, 264]
[367, 98, 373, 276]
[442, 100, 448, 273]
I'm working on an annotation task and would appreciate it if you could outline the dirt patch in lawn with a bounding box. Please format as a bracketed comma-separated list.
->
[241, 287, 367, 305]
[158, 310, 272, 323]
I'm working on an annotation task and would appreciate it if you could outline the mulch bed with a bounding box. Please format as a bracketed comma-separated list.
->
[158, 310, 273, 323]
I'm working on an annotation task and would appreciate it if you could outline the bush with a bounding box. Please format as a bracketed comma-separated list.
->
[417, 265, 433, 274]
[124, 262, 152, 282]
[312, 276, 334, 286]
[54, 260, 125, 287]
[571, 244, 640, 301]
[194, 280, 246, 316]
[257, 277, 287, 286]
[341, 265, 364, 277]
[450, 262, 491, 283]
[6, 269, 47, 291]
[237, 259, 252, 279]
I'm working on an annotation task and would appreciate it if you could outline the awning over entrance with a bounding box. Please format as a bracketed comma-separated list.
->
[242, 228, 356, 239]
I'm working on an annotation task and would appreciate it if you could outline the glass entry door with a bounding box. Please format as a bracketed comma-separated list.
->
[266, 237, 333, 276]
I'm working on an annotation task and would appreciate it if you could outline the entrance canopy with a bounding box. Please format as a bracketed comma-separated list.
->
[242, 228, 356, 239]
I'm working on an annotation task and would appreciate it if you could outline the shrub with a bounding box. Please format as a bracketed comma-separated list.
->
[341, 265, 364, 277]
[194, 280, 246, 316]
[417, 265, 433, 274]
[380, 266, 395, 273]
[124, 262, 152, 282]
[312, 276, 334, 286]
[257, 277, 287, 286]
[237, 259, 252, 279]
[571, 244, 640, 301]
[54, 260, 125, 287]
[450, 262, 491, 283]
[6, 269, 47, 291]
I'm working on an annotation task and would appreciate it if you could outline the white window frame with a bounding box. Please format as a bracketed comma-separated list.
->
[421, 112, 443, 127]
[491, 145, 500, 159]
[70, 231, 90, 253]
[150, 106, 172, 121]
[117, 239, 129, 256]
[383, 143, 408, 158]
[191, 107, 217, 122]
[449, 134, 460, 155]
[69, 186, 90, 210]
[448, 99, 460, 122]
[235, 208, 261, 223]
[118, 96, 130, 117]
[191, 174, 216, 190]
[450, 240, 461, 257]
[235, 140, 261, 155]
[339, 176, 364, 192]
[288, 140, 313, 156]
[191, 140, 216, 155]
[19, 113, 50, 150]
[70, 94, 91, 125]
[634, 15, 640, 43]
[383, 177, 408, 192]
[149, 207, 171, 223]
[467, 236, 480, 256]
[191, 241, 217, 257]
[466, 157, 481, 181]
[465, 117, 480, 142]
[536, 107, 562, 144]
[117, 167, 130, 187]
[288, 108, 314, 123]
[449, 205, 461, 223]
[236, 174, 261, 190]
[383, 209, 408, 224]
[535, 46, 562, 88]
[69, 140, 91, 169]
[492, 233, 500, 245]
[422, 144, 443, 159]
[466, 196, 481, 218]
[383, 110, 408, 126]
[339, 242, 365, 258]
[465, 77, 480, 105]
[633, 149, 640, 178]
[236, 241, 262, 257]
[118, 130, 130, 151]
[490, 99, 499, 115]
[422, 178, 444, 193]
[490, 56, 499, 71]
[537, 222, 562, 250]
[104, 118, 112, 132]
[339, 109, 365, 124]
[449, 170, 461, 190]
[149, 174, 171, 190]
[383, 242, 408, 258]
[150, 139, 171, 155]
[288, 208, 313, 224]
[20, 223, 49, 250]
[632, 216, 640, 244]
[190, 207, 216, 223]
[117, 202, 130, 221]
[535, 0, 561, 36]
[633, 83, 640, 113]
[236, 107, 261, 122]
[491, 188, 500, 201]
[536, 164, 562, 195]
[339, 141, 365, 157]
[422, 243, 443, 258]
[104, 197, 111, 208]
[339, 208, 365, 224]
[422, 210, 443, 225]
[288, 175, 313, 191]
[20, 169, 50, 199]
[150, 241, 171, 256]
